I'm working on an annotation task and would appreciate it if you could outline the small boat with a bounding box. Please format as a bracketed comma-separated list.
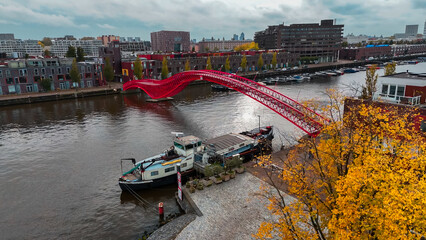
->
[119, 126, 274, 191]
[344, 68, 359, 73]
[211, 84, 232, 91]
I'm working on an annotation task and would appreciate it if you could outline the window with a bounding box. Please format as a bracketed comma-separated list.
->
[181, 163, 187, 168]
[26, 84, 33, 92]
[34, 69, 39, 75]
[66, 67, 70, 74]
[151, 171, 159, 176]
[19, 77, 27, 83]
[165, 166, 175, 173]
[34, 76, 41, 82]
[381, 84, 388, 95]
[87, 66, 91, 72]
[0, 70, 2, 77]
[8, 85, 16, 93]
[397, 86, 405, 96]
[389, 85, 396, 98]
[58, 68, 62, 74]
[51, 68, 55, 74]
[6, 70, 10, 77]
[41, 68, 45, 74]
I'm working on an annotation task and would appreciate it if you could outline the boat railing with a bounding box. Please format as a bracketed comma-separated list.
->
[373, 93, 422, 105]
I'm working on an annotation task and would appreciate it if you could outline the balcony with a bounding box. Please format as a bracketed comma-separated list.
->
[373, 92, 422, 105]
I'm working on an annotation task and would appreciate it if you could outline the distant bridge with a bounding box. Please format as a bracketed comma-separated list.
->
[123, 70, 326, 137]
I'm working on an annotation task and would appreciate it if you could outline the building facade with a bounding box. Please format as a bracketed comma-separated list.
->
[121, 51, 299, 81]
[0, 34, 15, 40]
[255, 20, 344, 62]
[150, 31, 190, 52]
[50, 40, 103, 57]
[97, 35, 120, 46]
[339, 45, 392, 60]
[254, 24, 284, 50]
[119, 41, 151, 52]
[280, 19, 344, 62]
[405, 25, 419, 37]
[197, 40, 252, 53]
[0, 58, 101, 95]
[0, 40, 43, 58]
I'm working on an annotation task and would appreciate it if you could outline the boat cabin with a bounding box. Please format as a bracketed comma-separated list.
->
[173, 135, 203, 157]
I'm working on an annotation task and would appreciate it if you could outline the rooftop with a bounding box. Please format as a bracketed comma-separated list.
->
[385, 72, 426, 80]
[204, 133, 252, 151]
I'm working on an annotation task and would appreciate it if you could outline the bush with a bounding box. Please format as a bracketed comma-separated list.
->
[40, 78, 52, 92]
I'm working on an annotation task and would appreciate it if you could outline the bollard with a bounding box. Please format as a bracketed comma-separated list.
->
[158, 202, 164, 223]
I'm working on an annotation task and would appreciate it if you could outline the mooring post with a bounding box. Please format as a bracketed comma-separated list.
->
[158, 202, 164, 223]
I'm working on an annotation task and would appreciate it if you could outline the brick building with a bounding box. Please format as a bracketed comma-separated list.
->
[97, 35, 120, 46]
[0, 58, 101, 95]
[121, 51, 299, 81]
[150, 31, 190, 52]
[255, 19, 344, 62]
[339, 45, 392, 60]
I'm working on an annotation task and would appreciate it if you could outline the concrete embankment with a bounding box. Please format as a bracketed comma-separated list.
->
[0, 84, 122, 107]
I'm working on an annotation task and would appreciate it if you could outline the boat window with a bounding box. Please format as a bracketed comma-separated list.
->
[181, 163, 187, 168]
[198, 141, 202, 146]
[397, 86, 405, 96]
[151, 171, 159, 176]
[165, 166, 175, 173]
[185, 144, 194, 150]
[389, 85, 396, 98]
[174, 142, 184, 150]
[239, 143, 245, 147]
[381, 84, 388, 95]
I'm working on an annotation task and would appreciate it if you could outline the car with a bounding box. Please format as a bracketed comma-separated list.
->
[293, 66, 299, 70]
[281, 68, 287, 71]
[262, 70, 268, 73]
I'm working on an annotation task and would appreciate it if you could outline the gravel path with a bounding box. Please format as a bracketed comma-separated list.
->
[175, 172, 294, 240]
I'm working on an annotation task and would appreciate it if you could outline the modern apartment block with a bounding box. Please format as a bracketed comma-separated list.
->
[197, 39, 252, 53]
[254, 24, 284, 50]
[0, 34, 15, 40]
[0, 58, 101, 95]
[255, 19, 344, 62]
[150, 31, 190, 52]
[50, 39, 103, 57]
[0, 40, 43, 58]
[119, 41, 151, 52]
[405, 25, 419, 37]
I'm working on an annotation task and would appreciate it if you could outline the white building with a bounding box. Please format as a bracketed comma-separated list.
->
[0, 40, 43, 57]
[50, 40, 103, 57]
[345, 34, 369, 44]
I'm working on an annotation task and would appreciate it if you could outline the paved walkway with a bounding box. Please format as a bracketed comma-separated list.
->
[175, 173, 294, 240]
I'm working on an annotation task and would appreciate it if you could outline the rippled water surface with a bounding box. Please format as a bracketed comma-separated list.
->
[0, 62, 424, 239]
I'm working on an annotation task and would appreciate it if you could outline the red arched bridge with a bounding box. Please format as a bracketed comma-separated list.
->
[123, 70, 327, 137]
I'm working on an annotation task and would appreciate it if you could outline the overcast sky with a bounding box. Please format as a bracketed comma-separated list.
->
[0, 0, 425, 41]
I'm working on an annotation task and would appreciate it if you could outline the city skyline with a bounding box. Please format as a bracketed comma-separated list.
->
[0, 0, 425, 41]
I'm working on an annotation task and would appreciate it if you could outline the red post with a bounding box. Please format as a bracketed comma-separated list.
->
[158, 202, 164, 222]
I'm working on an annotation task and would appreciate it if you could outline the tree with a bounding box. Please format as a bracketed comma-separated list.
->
[234, 42, 260, 51]
[342, 41, 349, 47]
[224, 56, 230, 72]
[192, 46, 195, 52]
[66, 46, 76, 58]
[384, 62, 396, 76]
[361, 65, 378, 99]
[70, 58, 80, 88]
[41, 37, 52, 46]
[257, 53, 264, 70]
[104, 57, 114, 84]
[240, 54, 247, 72]
[185, 59, 191, 71]
[161, 57, 169, 80]
[133, 57, 143, 79]
[40, 78, 52, 91]
[271, 52, 277, 69]
[76, 47, 85, 62]
[255, 90, 426, 240]
[44, 49, 50, 57]
[206, 57, 212, 70]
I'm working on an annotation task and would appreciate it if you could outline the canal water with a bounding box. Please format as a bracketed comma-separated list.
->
[0, 63, 424, 239]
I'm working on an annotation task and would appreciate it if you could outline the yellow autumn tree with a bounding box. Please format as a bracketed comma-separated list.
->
[234, 42, 260, 51]
[384, 62, 396, 76]
[206, 56, 212, 70]
[255, 89, 426, 240]
[185, 59, 191, 71]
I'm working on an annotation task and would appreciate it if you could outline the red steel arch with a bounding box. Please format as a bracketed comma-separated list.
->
[123, 70, 327, 137]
